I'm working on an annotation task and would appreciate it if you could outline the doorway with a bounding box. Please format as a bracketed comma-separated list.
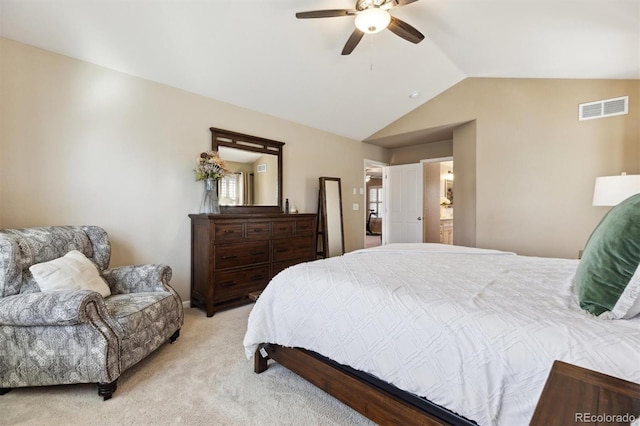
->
[422, 158, 454, 244]
[364, 160, 386, 248]
[364, 158, 455, 248]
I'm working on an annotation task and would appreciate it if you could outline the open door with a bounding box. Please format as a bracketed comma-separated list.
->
[383, 163, 423, 244]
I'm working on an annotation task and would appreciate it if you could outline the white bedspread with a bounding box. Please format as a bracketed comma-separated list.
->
[243, 243, 640, 425]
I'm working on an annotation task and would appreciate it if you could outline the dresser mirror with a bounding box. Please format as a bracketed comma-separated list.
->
[211, 128, 284, 213]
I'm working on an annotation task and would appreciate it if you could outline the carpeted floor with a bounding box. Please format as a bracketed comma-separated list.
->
[1, 305, 373, 426]
[365, 234, 382, 249]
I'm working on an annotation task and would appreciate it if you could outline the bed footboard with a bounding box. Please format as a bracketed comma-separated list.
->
[253, 344, 475, 426]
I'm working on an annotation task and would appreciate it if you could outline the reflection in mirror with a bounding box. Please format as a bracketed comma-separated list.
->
[319, 177, 345, 257]
[211, 127, 284, 213]
[444, 178, 453, 205]
[218, 147, 278, 206]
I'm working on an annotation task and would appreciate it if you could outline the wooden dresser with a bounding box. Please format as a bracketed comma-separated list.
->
[189, 213, 317, 317]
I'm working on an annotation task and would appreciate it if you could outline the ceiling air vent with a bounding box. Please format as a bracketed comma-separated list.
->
[579, 96, 629, 121]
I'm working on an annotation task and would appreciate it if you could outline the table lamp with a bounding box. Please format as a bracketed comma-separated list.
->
[592, 172, 640, 206]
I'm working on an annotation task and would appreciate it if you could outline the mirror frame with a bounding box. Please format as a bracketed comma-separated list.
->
[210, 127, 284, 214]
[318, 177, 345, 257]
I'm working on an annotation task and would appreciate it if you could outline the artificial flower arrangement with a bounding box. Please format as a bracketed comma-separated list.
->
[440, 197, 451, 206]
[194, 150, 229, 181]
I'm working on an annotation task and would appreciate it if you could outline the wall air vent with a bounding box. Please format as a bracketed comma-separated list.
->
[579, 96, 628, 121]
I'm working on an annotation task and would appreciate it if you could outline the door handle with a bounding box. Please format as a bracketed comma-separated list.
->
[417, 217, 422, 221]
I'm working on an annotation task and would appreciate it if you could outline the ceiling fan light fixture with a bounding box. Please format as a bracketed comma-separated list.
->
[355, 8, 391, 34]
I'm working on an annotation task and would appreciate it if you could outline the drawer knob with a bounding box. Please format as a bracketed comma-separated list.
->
[224, 230, 235, 234]
[221, 255, 237, 260]
[251, 274, 266, 281]
[221, 281, 236, 287]
[251, 251, 265, 256]
[277, 248, 289, 253]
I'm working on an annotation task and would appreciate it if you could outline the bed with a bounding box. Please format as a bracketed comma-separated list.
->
[243, 198, 640, 425]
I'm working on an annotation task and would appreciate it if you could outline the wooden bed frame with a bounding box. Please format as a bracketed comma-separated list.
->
[254, 344, 476, 426]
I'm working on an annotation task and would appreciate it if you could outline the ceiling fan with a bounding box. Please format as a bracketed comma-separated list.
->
[296, 0, 425, 55]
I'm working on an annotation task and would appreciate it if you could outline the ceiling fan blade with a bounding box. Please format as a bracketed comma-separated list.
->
[393, 0, 420, 6]
[387, 16, 425, 44]
[296, 9, 356, 19]
[341, 28, 365, 55]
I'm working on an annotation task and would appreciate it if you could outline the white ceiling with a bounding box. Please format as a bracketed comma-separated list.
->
[1, 0, 638, 145]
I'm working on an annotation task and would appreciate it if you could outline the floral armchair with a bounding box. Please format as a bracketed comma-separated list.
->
[0, 226, 184, 400]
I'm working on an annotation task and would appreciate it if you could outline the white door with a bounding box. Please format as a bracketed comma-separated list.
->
[383, 163, 423, 244]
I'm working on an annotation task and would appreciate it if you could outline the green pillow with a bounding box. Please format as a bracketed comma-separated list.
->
[575, 193, 640, 319]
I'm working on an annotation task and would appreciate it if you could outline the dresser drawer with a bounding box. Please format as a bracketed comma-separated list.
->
[214, 265, 270, 302]
[246, 222, 271, 240]
[213, 222, 244, 242]
[214, 241, 270, 269]
[295, 219, 315, 235]
[272, 221, 293, 236]
[273, 236, 313, 262]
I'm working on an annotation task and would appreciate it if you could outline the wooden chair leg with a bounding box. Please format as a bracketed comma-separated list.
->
[97, 380, 118, 401]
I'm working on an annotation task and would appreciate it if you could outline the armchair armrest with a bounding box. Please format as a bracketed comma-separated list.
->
[102, 264, 173, 294]
[0, 290, 107, 327]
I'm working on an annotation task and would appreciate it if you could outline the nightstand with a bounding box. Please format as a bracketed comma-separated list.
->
[530, 360, 640, 425]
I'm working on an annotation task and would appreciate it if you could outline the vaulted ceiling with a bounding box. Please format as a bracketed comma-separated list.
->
[1, 0, 638, 146]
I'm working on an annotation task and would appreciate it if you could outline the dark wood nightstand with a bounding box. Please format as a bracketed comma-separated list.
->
[530, 360, 640, 425]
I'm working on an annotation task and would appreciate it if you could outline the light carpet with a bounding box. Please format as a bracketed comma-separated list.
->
[1, 305, 373, 426]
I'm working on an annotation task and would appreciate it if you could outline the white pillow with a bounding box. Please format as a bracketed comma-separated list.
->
[29, 250, 111, 297]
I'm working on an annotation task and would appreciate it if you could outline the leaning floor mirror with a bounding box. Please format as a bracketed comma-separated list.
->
[318, 177, 345, 258]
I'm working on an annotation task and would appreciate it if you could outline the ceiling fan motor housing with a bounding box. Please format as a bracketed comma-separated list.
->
[356, 0, 395, 11]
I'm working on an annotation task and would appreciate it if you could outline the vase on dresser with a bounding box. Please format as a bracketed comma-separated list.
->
[200, 177, 220, 214]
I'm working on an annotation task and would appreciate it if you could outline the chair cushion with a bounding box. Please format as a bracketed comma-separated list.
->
[104, 291, 180, 371]
[29, 250, 111, 297]
[575, 193, 640, 319]
[104, 292, 174, 337]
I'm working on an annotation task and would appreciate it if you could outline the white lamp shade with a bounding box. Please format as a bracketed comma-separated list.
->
[355, 8, 391, 34]
[592, 174, 640, 206]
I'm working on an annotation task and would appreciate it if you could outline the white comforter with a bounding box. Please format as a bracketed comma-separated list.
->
[243, 244, 640, 425]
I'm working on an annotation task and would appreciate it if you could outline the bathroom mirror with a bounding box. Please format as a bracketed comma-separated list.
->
[211, 127, 284, 213]
[318, 177, 344, 258]
[444, 179, 454, 204]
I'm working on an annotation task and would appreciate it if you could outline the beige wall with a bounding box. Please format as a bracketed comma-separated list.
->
[371, 78, 640, 258]
[389, 139, 453, 165]
[253, 154, 277, 205]
[0, 38, 388, 301]
[451, 121, 477, 248]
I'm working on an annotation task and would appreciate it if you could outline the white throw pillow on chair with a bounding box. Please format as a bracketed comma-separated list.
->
[29, 250, 111, 297]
